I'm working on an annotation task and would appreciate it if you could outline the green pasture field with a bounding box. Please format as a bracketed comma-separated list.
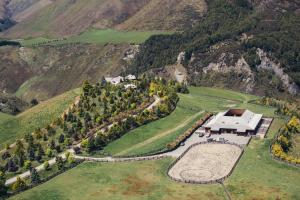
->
[20, 29, 171, 47]
[9, 120, 300, 200]
[9, 158, 227, 200]
[0, 89, 80, 147]
[225, 118, 300, 200]
[103, 86, 277, 156]
[6, 87, 300, 200]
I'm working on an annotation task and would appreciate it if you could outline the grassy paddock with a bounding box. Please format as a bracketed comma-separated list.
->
[6, 87, 299, 199]
[105, 108, 203, 156]
[0, 89, 79, 147]
[103, 87, 277, 156]
[9, 158, 226, 200]
[20, 29, 171, 47]
[225, 120, 300, 199]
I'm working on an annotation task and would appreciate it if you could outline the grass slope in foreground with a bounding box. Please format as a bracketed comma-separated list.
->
[9, 120, 300, 200]
[10, 158, 227, 200]
[20, 29, 171, 47]
[103, 86, 276, 156]
[0, 89, 79, 147]
[225, 118, 300, 200]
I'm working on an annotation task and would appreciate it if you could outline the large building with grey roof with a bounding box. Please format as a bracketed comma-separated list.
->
[204, 109, 263, 135]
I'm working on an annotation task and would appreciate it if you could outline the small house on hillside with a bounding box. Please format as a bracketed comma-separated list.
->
[105, 76, 124, 85]
[204, 109, 263, 136]
[125, 74, 136, 81]
[124, 84, 137, 89]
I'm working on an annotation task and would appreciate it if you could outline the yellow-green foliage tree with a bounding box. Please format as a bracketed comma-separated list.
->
[272, 116, 300, 164]
[11, 177, 26, 192]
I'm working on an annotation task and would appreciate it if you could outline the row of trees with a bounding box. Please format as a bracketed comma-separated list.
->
[128, 0, 299, 92]
[0, 75, 181, 196]
[271, 116, 300, 164]
[166, 113, 212, 150]
[80, 77, 180, 153]
[0, 152, 77, 195]
[255, 97, 300, 118]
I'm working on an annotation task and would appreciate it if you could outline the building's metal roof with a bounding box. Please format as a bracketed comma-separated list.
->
[204, 109, 263, 132]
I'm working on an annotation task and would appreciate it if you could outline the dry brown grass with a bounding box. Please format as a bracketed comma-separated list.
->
[13, 0, 53, 22]
[116, 0, 207, 31]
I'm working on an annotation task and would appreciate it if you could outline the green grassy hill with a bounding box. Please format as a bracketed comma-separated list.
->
[20, 29, 171, 47]
[103, 87, 276, 156]
[0, 89, 79, 147]
[8, 86, 300, 200]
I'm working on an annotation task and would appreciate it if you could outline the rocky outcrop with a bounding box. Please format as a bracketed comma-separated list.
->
[122, 45, 139, 61]
[177, 51, 185, 64]
[203, 53, 255, 93]
[256, 48, 299, 95]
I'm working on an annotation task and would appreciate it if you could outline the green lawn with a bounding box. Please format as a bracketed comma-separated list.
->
[7, 86, 300, 200]
[104, 107, 203, 156]
[9, 120, 300, 200]
[9, 158, 227, 200]
[0, 89, 80, 147]
[0, 112, 14, 122]
[289, 134, 300, 158]
[20, 29, 171, 47]
[225, 119, 300, 200]
[103, 87, 277, 156]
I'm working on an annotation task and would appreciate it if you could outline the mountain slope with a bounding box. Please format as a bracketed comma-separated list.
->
[1, 0, 207, 38]
[129, 0, 300, 98]
[0, 0, 5, 20]
[116, 0, 207, 31]
[11, 0, 53, 22]
[6, 0, 41, 17]
[0, 43, 134, 101]
[2, 0, 151, 37]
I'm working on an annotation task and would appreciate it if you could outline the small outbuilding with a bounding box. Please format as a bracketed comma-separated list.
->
[124, 84, 137, 89]
[105, 76, 124, 85]
[125, 74, 137, 81]
[204, 109, 263, 136]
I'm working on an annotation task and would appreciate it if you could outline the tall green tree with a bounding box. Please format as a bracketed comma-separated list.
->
[14, 140, 25, 167]
[30, 168, 40, 184]
[0, 172, 7, 196]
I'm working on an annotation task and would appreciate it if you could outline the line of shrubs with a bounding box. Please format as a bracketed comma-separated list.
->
[0, 40, 21, 47]
[271, 116, 300, 165]
[4, 157, 83, 199]
[166, 112, 213, 150]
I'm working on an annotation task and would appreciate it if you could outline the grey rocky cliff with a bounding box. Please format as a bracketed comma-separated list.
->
[256, 48, 299, 95]
[202, 53, 255, 93]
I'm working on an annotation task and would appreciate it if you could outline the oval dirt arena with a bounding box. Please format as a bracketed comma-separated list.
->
[168, 143, 243, 183]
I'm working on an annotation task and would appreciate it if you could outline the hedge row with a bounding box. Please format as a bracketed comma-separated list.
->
[270, 116, 300, 166]
[166, 112, 213, 150]
[5, 160, 83, 199]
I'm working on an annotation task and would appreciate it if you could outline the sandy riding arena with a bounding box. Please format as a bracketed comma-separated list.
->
[168, 143, 243, 183]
